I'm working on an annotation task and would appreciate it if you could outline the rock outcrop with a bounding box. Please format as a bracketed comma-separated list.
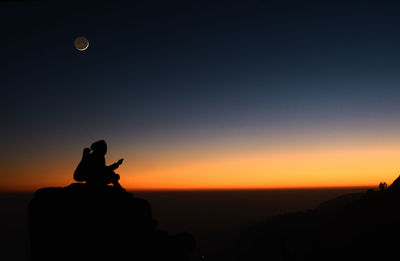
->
[28, 183, 195, 261]
[235, 176, 400, 261]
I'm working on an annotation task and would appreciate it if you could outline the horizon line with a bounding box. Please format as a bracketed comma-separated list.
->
[0, 184, 377, 193]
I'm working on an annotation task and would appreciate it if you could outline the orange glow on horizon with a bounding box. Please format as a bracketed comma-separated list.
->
[1, 139, 400, 192]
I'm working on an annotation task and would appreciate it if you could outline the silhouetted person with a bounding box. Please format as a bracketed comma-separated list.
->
[379, 182, 387, 191]
[74, 140, 124, 190]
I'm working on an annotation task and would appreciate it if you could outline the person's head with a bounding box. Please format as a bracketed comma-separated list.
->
[91, 140, 107, 155]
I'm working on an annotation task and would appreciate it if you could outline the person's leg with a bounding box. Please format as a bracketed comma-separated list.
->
[109, 173, 125, 191]
[112, 180, 124, 190]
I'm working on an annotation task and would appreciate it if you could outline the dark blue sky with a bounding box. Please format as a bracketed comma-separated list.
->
[2, 0, 400, 173]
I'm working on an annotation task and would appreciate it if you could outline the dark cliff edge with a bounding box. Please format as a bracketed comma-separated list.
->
[28, 183, 195, 261]
[234, 176, 400, 261]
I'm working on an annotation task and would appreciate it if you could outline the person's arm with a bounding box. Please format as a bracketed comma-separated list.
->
[108, 158, 123, 170]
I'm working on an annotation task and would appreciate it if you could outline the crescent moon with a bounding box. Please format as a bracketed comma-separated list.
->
[74, 36, 89, 51]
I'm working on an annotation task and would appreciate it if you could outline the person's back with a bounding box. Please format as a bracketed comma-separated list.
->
[74, 148, 91, 182]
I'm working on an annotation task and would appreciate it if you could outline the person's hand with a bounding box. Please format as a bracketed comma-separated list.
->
[117, 159, 124, 165]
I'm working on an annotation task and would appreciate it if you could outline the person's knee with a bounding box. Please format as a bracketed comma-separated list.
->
[109, 174, 119, 183]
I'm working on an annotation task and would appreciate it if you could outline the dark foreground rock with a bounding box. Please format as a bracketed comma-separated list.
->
[235, 176, 400, 261]
[28, 183, 195, 261]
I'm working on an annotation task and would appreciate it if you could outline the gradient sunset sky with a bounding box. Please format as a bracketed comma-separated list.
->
[2, 0, 400, 191]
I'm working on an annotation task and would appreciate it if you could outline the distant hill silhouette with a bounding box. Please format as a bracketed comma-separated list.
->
[28, 183, 195, 261]
[234, 176, 400, 261]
